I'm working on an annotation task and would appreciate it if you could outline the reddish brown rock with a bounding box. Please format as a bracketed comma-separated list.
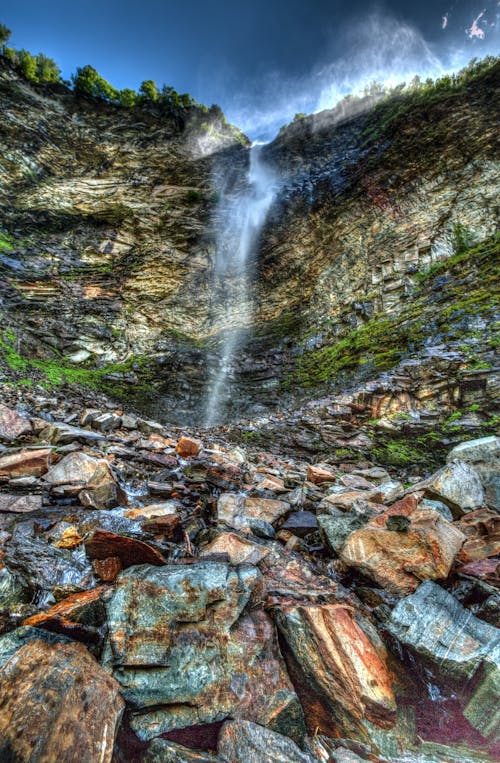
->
[0, 448, 51, 479]
[457, 558, 500, 586]
[141, 514, 181, 539]
[341, 506, 466, 596]
[0, 404, 32, 441]
[85, 529, 167, 567]
[0, 639, 124, 762]
[93, 556, 123, 582]
[274, 602, 396, 739]
[456, 508, 500, 563]
[176, 435, 202, 458]
[306, 465, 335, 484]
[22, 586, 108, 635]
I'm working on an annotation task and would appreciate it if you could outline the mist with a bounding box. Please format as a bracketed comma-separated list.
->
[220, 4, 500, 142]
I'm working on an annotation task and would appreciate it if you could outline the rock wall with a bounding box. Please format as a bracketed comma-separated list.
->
[0, 58, 498, 425]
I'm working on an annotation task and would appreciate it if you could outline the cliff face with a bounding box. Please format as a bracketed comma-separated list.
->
[0, 58, 498, 426]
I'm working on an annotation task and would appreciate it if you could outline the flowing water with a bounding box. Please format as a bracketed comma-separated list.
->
[204, 143, 279, 426]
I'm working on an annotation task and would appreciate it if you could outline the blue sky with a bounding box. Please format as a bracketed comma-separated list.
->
[1, 1, 498, 139]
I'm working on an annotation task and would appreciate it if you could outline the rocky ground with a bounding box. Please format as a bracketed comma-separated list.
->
[0, 389, 498, 762]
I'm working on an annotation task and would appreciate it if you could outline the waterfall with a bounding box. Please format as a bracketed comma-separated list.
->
[204, 143, 278, 426]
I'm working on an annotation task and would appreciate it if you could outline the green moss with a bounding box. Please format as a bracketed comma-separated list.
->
[0, 233, 13, 253]
[0, 328, 154, 394]
[288, 232, 500, 391]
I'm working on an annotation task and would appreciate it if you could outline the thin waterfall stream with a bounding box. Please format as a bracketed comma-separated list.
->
[204, 143, 279, 426]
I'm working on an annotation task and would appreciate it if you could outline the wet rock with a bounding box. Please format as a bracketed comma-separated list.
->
[176, 435, 202, 458]
[423, 460, 485, 517]
[84, 529, 167, 567]
[0, 404, 32, 441]
[0, 493, 42, 513]
[281, 511, 318, 537]
[0, 638, 124, 762]
[307, 465, 335, 484]
[0, 448, 52, 479]
[217, 719, 317, 763]
[104, 561, 303, 741]
[388, 581, 500, 741]
[341, 506, 466, 596]
[274, 602, 396, 739]
[217, 493, 290, 531]
[200, 532, 270, 565]
[448, 436, 500, 511]
[145, 739, 222, 762]
[4, 520, 94, 593]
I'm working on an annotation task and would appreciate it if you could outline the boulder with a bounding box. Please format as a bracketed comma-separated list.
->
[307, 465, 335, 484]
[44, 451, 104, 485]
[0, 404, 32, 441]
[274, 602, 396, 739]
[0, 449, 51, 478]
[447, 436, 500, 510]
[104, 561, 304, 741]
[217, 720, 317, 763]
[200, 532, 270, 565]
[44, 452, 126, 508]
[176, 435, 202, 458]
[0, 639, 124, 762]
[340, 506, 466, 596]
[387, 581, 500, 741]
[217, 493, 290, 531]
[423, 460, 485, 517]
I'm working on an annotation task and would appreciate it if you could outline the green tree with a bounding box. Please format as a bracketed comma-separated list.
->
[139, 79, 159, 101]
[17, 49, 38, 81]
[0, 23, 11, 51]
[72, 65, 117, 101]
[72, 64, 100, 95]
[35, 53, 61, 83]
[118, 88, 136, 107]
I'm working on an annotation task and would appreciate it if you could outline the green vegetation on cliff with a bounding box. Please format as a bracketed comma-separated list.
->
[291, 231, 500, 389]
